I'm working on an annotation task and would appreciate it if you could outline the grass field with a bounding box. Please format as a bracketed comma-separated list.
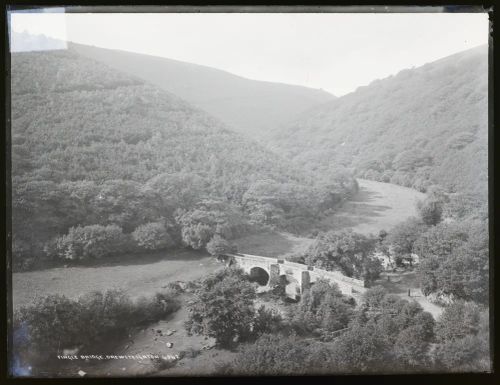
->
[233, 231, 314, 258]
[318, 179, 426, 236]
[12, 249, 222, 310]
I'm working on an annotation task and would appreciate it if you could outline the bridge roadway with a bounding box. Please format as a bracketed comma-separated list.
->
[222, 253, 366, 300]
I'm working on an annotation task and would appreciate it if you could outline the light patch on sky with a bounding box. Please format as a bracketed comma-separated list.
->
[9, 10, 489, 96]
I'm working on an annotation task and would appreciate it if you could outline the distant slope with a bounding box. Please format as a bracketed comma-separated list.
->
[68, 41, 335, 139]
[270, 45, 488, 195]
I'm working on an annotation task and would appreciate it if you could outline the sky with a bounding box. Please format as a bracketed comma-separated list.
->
[9, 9, 489, 96]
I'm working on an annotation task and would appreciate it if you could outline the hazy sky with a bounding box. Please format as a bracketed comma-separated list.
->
[9, 10, 489, 96]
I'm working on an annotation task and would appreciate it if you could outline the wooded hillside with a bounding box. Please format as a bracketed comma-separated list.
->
[271, 45, 488, 196]
[10, 49, 354, 269]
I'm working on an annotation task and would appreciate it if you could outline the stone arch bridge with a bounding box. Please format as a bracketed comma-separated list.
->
[221, 253, 367, 300]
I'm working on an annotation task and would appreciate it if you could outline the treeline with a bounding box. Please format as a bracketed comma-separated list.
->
[221, 292, 489, 374]
[271, 45, 488, 195]
[11, 50, 357, 270]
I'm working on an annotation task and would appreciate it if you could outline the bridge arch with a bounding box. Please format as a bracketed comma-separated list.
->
[249, 266, 270, 286]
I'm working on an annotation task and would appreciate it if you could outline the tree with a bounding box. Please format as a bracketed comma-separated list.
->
[329, 322, 393, 373]
[433, 334, 490, 372]
[219, 333, 327, 375]
[360, 287, 434, 348]
[175, 199, 247, 250]
[252, 306, 283, 336]
[304, 230, 376, 278]
[415, 220, 488, 303]
[185, 268, 256, 347]
[132, 221, 173, 251]
[388, 217, 427, 266]
[413, 222, 468, 259]
[435, 301, 481, 342]
[417, 198, 443, 226]
[362, 257, 383, 286]
[433, 306, 490, 372]
[205, 234, 236, 257]
[393, 325, 432, 370]
[15, 295, 83, 354]
[291, 280, 355, 338]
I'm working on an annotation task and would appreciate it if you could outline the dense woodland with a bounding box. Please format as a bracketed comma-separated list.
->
[10, 49, 356, 270]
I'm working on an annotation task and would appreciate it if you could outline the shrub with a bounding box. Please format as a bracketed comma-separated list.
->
[15, 295, 83, 355]
[14, 289, 180, 363]
[131, 290, 181, 324]
[181, 347, 201, 359]
[252, 306, 283, 336]
[417, 198, 443, 226]
[435, 301, 481, 343]
[220, 333, 327, 375]
[205, 234, 236, 256]
[53, 224, 127, 260]
[291, 280, 355, 338]
[150, 354, 177, 371]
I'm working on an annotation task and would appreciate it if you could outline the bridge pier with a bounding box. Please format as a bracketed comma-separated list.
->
[301, 271, 311, 293]
[269, 264, 280, 287]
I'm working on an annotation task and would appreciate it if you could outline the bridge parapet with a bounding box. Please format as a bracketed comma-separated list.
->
[312, 267, 365, 287]
[222, 253, 367, 296]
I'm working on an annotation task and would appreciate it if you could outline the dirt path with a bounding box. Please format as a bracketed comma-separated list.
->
[374, 271, 443, 319]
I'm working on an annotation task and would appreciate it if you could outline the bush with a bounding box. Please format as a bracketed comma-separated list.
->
[53, 224, 127, 260]
[205, 234, 236, 256]
[291, 280, 355, 338]
[14, 289, 180, 363]
[388, 217, 428, 263]
[417, 198, 443, 226]
[220, 333, 329, 375]
[252, 306, 283, 336]
[131, 290, 181, 324]
[150, 353, 177, 371]
[132, 221, 174, 251]
[15, 295, 83, 355]
[180, 347, 201, 359]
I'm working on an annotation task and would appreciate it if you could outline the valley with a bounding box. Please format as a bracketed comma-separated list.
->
[9, 28, 489, 377]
